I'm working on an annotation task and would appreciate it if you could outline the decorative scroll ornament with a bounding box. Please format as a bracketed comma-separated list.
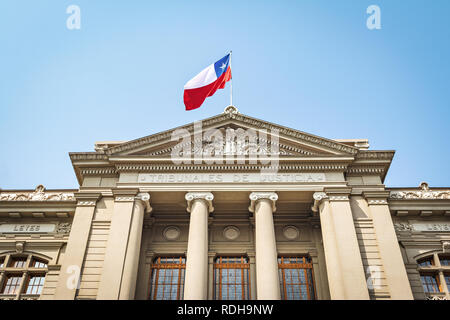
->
[248, 192, 278, 213]
[0, 185, 75, 202]
[313, 192, 328, 201]
[390, 182, 450, 200]
[185, 192, 214, 213]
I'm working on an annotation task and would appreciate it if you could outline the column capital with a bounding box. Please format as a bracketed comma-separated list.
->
[248, 192, 278, 213]
[185, 192, 214, 213]
[363, 191, 390, 205]
[136, 192, 152, 213]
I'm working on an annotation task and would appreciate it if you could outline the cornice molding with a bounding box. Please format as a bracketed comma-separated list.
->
[79, 167, 118, 176]
[248, 192, 278, 213]
[114, 163, 349, 173]
[0, 185, 76, 202]
[103, 112, 358, 156]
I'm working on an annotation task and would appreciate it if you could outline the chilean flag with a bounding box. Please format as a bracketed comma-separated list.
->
[184, 54, 232, 111]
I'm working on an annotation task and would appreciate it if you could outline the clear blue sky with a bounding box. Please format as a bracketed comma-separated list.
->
[0, 0, 449, 189]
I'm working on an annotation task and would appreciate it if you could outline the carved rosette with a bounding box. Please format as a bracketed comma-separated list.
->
[248, 192, 278, 213]
[185, 192, 214, 213]
[223, 226, 240, 240]
[163, 226, 181, 241]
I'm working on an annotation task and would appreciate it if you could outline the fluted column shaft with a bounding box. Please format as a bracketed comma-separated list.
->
[184, 192, 214, 300]
[249, 192, 280, 300]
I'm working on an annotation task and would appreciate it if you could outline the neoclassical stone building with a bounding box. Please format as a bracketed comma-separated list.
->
[0, 107, 449, 300]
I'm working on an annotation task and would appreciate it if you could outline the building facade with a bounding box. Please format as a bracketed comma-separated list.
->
[0, 107, 449, 300]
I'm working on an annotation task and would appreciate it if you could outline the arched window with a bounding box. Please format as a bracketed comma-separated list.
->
[417, 253, 450, 299]
[149, 257, 185, 300]
[0, 253, 48, 300]
[214, 256, 250, 300]
[278, 256, 316, 300]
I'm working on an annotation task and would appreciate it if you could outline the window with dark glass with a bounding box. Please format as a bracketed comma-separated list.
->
[420, 274, 441, 293]
[278, 256, 316, 300]
[214, 256, 250, 300]
[10, 257, 27, 268]
[439, 255, 450, 266]
[418, 257, 434, 267]
[149, 257, 185, 300]
[445, 274, 450, 288]
[0, 258, 4, 268]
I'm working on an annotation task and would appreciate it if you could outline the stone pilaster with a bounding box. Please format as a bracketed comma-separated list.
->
[314, 188, 369, 300]
[97, 188, 141, 300]
[363, 191, 413, 300]
[54, 192, 101, 300]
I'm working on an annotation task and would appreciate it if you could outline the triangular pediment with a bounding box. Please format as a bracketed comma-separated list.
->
[103, 109, 358, 158]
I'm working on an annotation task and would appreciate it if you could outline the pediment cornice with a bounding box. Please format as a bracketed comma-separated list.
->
[103, 112, 358, 156]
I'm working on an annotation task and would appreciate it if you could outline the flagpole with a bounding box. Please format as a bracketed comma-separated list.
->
[230, 50, 233, 106]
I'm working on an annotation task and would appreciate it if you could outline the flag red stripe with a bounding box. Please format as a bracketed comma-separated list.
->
[184, 67, 231, 111]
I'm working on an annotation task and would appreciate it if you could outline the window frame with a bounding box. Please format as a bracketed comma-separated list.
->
[149, 256, 186, 300]
[213, 256, 250, 300]
[278, 255, 316, 300]
[0, 253, 48, 300]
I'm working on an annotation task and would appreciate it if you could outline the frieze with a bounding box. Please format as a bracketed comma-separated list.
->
[390, 182, 450, 200]
[120, 164, 345, 172]
[0, 185, 75, 202]
[138, 173, 327, 184]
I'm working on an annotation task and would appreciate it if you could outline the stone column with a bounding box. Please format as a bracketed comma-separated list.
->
[313, 189, 369, 300]
[119, 193, 151, 300]
[249, 192, 280, 300]
[184, 192, 214, 300]
[54, 192, 101, 300]
[364, 192, 414, 300]
[97, 189, 151, 300]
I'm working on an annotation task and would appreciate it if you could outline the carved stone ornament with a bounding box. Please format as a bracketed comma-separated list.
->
[15, 241, 24, 253]
[185, 192, 214, 213]
[163, 226, 181, 241]
[224, 105, 239, 114]
[394, 222, 413, 232]
[56, 222, 72, 234]
[0, 185, 75, 202]
[223, 226, 240, 240]
[283, 226, 299, 240]
[313, 192, 328, 201]
[248, 192, 278, 213]
[390, 182, 450, 200]
[443, 241, 450, 253]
